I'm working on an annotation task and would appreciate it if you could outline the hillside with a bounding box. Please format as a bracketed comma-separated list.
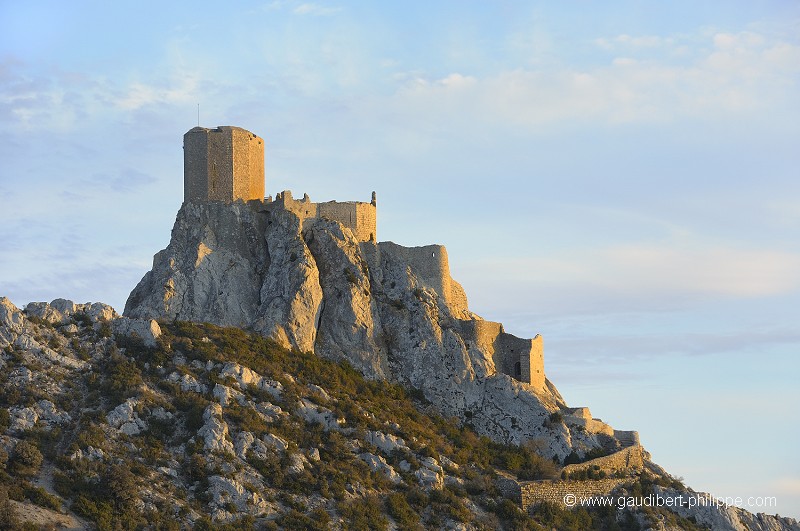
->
[2, 297, 798, 530]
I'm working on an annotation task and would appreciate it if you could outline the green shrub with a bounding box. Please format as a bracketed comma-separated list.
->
[340, 496, 388, 531]
[0, 486, 20, 530]
[277, 508, 330, 530]
[104, 354, 143, 402]
[386, 492, 421, 530]
[23, 484, 61, 511]
[11, 440, 43, 476]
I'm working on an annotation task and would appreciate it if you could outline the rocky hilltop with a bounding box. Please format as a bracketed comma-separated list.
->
[124, 200, 634, 461]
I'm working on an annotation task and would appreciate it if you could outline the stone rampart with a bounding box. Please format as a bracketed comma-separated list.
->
[497, 473, 633, 511]
[377, 242, 468, 315]
[562, 445, 645, 477]
[564, 407, 615, 437]
[614, 430, 640, 447]
[318, 201, 376, 242]
[267, 190, 377, 243]
[520, 478, 631, 510]
[458, 320, 545, 391]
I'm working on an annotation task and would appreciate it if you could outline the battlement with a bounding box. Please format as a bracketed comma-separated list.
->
[265, 190, 377, 243]
[184, 126, 265, 203]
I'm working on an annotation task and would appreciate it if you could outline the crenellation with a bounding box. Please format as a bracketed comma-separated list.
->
[267, 190, 377, 243]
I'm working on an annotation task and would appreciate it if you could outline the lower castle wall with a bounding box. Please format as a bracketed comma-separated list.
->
[520, 479, 631, 510]
[562, 445, 645, 477]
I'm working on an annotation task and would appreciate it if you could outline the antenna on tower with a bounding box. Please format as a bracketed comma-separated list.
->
[197, 104, 200, 126]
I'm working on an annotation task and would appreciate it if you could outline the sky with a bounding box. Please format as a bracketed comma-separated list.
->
[1, 0, 799, 519]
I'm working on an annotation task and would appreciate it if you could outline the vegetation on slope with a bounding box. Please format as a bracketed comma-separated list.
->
[0, 313, 706, 530]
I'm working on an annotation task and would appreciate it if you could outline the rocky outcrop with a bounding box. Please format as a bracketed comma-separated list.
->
[123, 200, 626, 458]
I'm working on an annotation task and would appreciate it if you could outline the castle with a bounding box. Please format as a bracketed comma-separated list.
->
[184, 125, 377, 242]
[183, 125, 544, 391]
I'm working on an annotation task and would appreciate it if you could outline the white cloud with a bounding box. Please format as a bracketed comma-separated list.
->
[459, 237, 800, 321]
[293, 3, 341, 16]
[384, 30, 800, 129]
[114, 74, 199, 110]
[773, 478, 800, 497]
[592, 243, 800, 297]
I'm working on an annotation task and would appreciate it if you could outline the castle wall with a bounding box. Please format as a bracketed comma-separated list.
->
[230, 127, 265, 202]
[184, 129, 210, 202]
[378, 243, 467, 314]
[268, 191, 376, 243]
[183, 126, 264, 203]
[497, 472, 633, 511]
[318, 201, 377, 242]
[563, 407, 626, 438]
[520, 479, 631, 510]
[459, 320, 503, 361]
[498, 332, 545, 391]
[457, 320, 545, 392]
[561, 445, 644, 478]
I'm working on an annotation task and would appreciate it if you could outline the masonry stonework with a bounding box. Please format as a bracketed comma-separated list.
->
[561, 445, 645, 478]
[497, 446, 645, 512]
[458, 320, 545, 392]
[266, 190, 377, 243]
[520, 479, 632, 510]
[184, 126, 265, 203]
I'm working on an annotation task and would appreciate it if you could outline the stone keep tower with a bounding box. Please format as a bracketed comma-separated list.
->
[184, 126, 265, 202]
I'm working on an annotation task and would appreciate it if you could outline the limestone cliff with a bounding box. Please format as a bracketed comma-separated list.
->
[125, 199, 634, 459]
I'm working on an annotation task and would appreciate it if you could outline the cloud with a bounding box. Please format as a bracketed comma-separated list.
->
[773, 478, 800, 497]
[113, 73, 200, 110]
[590, 243, 800, 298]
[382, 30, 800, 129]
[599, 34, 666, 49]
[293, 3, 341, 16]
[455, 233, 800, 331]
[476, 239, 800, 301]
[75, 169, 159, 195]
[548, 327, 800, 366]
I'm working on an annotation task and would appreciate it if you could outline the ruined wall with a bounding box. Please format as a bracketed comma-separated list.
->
[520, 479, 631, 510]
[318, 201, 377, 242]
[498, 333, 544, 391]
[561, 445, 645, 477]
[377, 243, 468, 315]
[497, 473, 633, 511]
[267, 191, 376, 243]
[564, 407, 615, 437]
[184, 126, 264, 203]
[613, 430, 640, 447]
[458, 320, 545, 392]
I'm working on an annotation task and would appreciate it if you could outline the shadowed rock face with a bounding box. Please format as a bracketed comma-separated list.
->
[124, 200, 619, 458]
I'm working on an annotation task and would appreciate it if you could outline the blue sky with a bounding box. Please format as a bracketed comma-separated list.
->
[2, 0, 799, 519]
